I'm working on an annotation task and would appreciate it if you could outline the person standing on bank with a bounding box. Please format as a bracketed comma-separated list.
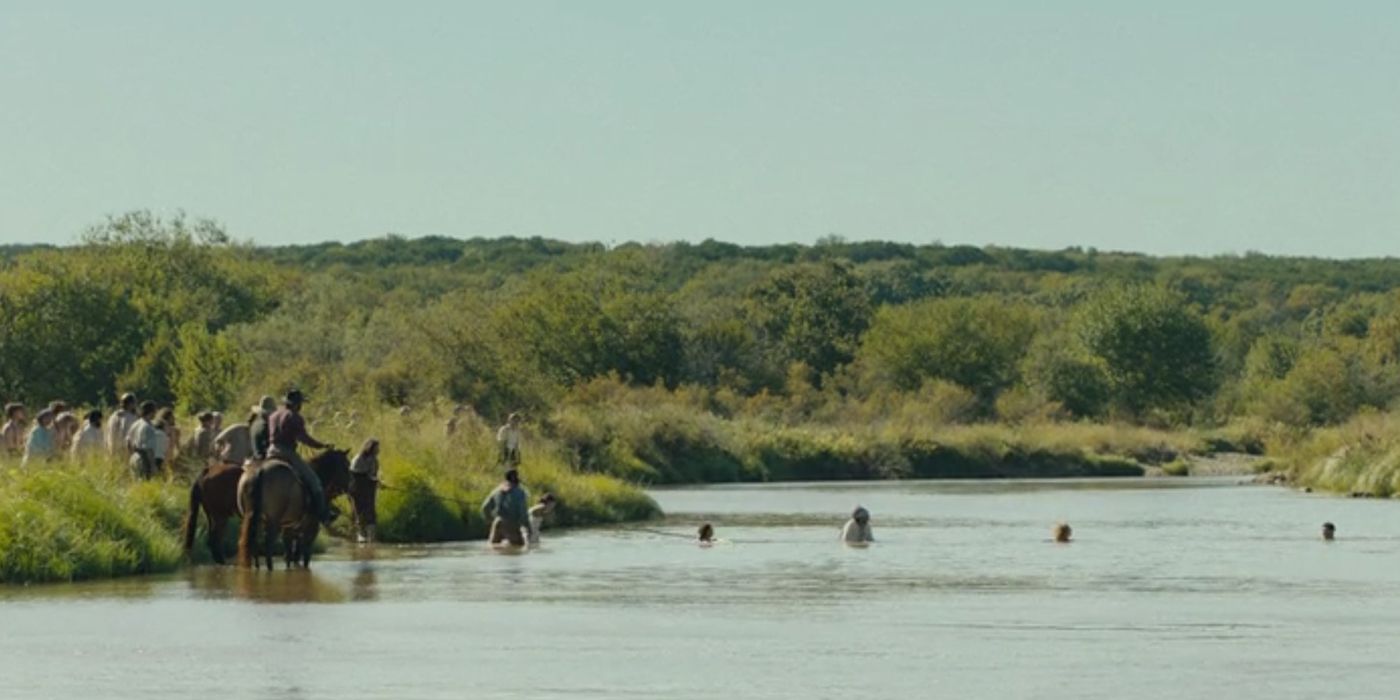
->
[482, 469, 531, 547]
[22, 409, 56, 467]
[267, 390, 336, 525]
[497, 413, 524, 467]
[71, 410, 105, 458]
[189, 411, 217, 462]
[349, 438, 381, 544]
[2, 403, 27, 457]
[125, 401, 160, 478]
[105, 393, 138, 457]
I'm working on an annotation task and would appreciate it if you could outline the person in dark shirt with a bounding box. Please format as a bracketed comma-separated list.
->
[267, 390, 335, 525]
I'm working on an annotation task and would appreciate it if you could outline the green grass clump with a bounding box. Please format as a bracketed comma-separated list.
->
[315, 408, 662, 544]
[0, 463, 184, 584]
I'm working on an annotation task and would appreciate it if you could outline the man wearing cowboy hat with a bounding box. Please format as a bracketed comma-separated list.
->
[267, 390, 336, 525]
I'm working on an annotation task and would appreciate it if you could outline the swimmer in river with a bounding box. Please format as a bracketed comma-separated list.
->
[1052, 522, 1072, 543]
[698, 523, 715, 546]
[841, 506, 874, 544]
[1322, 522, 1336, 541]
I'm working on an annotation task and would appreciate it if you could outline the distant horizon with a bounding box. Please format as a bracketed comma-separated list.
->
[4, 3, 1399, 257]
[6, 212, 1400, 262]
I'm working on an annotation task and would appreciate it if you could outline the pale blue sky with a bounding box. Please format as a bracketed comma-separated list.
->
[2, 2, 1398, 256]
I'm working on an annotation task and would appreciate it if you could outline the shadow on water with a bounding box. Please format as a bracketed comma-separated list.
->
[186, 566, 349, 604]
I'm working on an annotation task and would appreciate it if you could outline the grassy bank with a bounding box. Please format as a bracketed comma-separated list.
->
[547, 383, 1260, 484]
[0, 462, 186, 585]
[1279, 412, 1400, 496]
[0, 410, 660, 584]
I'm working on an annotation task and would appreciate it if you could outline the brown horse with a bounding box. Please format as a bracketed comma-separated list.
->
[234, 449, 352, 570]
[182, 460, 248, 565]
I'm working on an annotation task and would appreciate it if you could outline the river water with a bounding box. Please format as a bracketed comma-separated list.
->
[4, 478, 1400, 699]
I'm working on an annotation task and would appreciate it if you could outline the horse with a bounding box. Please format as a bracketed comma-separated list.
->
[234, 449, 352, 570]
[181, 460, 248, 565]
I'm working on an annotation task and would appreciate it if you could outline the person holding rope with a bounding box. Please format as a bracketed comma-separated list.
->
[349, 438, 381, 544]
[482, 468, 532, 547]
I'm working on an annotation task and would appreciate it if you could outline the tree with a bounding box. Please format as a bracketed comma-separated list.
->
[746, 262, 872, 380]
[0, 266, 144, 405]
[859, 297, 1038, 403]
[1075, 285, 1217, 416]
[171, 324, 248, 416]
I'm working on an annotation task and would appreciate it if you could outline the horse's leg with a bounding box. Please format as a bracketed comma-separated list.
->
[284, 529, 295, 570]
[208, 515, 225, 566]
[264, 521, 276, 571]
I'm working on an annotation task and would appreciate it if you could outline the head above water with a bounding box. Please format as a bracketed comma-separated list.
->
[1322, 522, 1336, 540]
[852, 506, 870, 524]
[1053, 522, 1073, 543]
[698, 523, 715, 542]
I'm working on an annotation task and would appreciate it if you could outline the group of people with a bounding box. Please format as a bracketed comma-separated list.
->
[2, 394, 188, 470]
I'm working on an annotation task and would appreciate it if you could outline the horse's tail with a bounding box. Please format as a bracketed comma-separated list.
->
[182, 476, 202, 556]
[237, 469, 265, 568]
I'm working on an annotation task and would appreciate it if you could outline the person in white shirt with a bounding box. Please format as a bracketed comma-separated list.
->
[497, 413, 524, 466]
[841, 506, 874, 544]
[213, 414, 255, 466]
[71, 410, 105, 459]
[1, 403, 27, 457]
[349, 438, 381, 544]
[21, 409, 56, 467]
[106, 393, 138, 457]
[526, 493, 557, 546]
[125, 401, 160, 478]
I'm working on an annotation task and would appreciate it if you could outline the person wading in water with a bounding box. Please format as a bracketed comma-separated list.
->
[267, 390, 337, 525]
[482, 469, 532, 547]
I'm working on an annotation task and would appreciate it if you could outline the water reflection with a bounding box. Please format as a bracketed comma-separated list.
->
[186, 566, 348, 604]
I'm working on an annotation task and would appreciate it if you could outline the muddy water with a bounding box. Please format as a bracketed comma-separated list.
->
[4, 478, 1400, 699]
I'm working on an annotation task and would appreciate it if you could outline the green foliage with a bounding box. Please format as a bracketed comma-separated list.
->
[1075, 285, 1218, 417]
[171, 324, 247, 416]
[0, 265, 144, 404]
[0, 464, 183, 584]
[746, 261, 873, 379]
[859, 297, 1037, 403]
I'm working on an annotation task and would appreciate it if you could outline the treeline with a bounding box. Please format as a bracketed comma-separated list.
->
[4, 211, 1400, 437]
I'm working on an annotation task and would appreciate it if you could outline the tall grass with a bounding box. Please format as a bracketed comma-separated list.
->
[0, 460, 185, 584]
[544, 379, 1229, 484]
[313, 408, 661, 544]
[1281, 411, 1400, 496]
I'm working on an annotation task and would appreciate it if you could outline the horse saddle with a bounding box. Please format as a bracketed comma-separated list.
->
[245, 458, 317, 511]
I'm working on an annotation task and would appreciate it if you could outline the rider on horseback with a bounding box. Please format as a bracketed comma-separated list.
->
[267, 390, 337, 525]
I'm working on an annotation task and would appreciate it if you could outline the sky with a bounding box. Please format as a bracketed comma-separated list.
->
[2, 1, 1399, 257]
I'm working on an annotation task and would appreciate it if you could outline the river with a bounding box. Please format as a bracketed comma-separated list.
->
[4, 478, 1400, 699]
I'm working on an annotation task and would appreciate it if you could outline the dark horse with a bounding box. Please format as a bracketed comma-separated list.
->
[181, 460, 247, 564]
[236, 449, 352, 570]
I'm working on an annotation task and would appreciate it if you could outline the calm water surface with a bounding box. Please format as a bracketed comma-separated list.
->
[4, 478, 1400, 699]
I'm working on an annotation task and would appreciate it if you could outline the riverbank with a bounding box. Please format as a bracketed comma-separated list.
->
[1277, 412, 1400, 497]
[548, 385, 1265, 483]
[0, 414, 661, 584]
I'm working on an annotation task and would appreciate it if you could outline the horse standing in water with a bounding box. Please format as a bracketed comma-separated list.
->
[236, 449, 351, 570]
[182, 461, 248, 565]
